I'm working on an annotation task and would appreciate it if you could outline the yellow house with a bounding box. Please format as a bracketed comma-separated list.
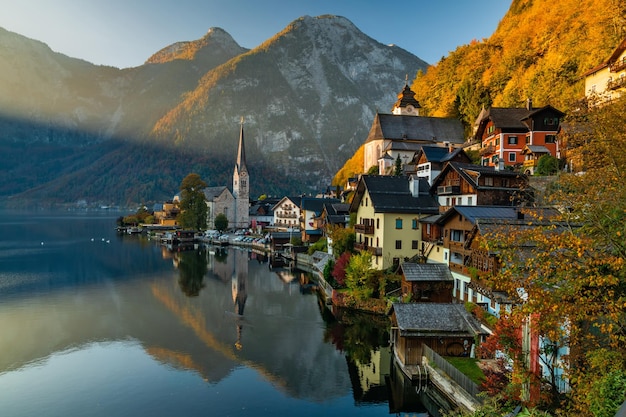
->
[584, 37, 626, 105]
[349, 175, 439, 270]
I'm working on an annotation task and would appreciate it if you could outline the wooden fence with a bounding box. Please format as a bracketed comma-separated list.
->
[422, 344, 483, 403]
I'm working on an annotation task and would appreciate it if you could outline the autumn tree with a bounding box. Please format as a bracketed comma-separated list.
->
[177, 173, 207, 231]
[481, 97, 626, 415]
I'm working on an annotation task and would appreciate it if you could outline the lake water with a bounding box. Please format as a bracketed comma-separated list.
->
[0, 210, 441, 416]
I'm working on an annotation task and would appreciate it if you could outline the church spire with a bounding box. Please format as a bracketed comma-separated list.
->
[236, 116, 248, 175]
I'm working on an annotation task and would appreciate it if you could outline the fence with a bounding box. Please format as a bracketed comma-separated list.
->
[422, 344, 483, 403]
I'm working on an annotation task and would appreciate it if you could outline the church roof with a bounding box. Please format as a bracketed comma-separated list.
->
[235, 118, 248, 174]
[392, 83, 421, 110]
[203, 186, 232, 202]
[364, 113, 465, 145]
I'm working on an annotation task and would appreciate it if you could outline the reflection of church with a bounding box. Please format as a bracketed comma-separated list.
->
[231, 249, 248, 350]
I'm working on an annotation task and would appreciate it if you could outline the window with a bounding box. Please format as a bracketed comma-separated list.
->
[467, 196, 473, 205]
[508, 136, 518, 145]
[495, 138, 500, 146]
[451, 229, 464, 242]
[395, 240, 402, 249]
[508, 152, 516, 162]
[484, 177, 494, 186]
[376, 218, 379, 229]
[545, 134, 557, 144]
[412, 240, 419, 250]
[365, 198, 368, 206]
[412, 218, 418, 229]
[525, 136, 531, 144]
[395, 218, 403, 229]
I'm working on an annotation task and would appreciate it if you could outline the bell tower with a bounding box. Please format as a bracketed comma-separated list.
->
[233, 117, 249, 229]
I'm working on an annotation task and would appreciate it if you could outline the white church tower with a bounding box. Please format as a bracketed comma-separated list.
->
[233, 117, 250, 229]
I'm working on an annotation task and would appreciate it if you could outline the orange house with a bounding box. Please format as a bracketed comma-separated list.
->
[473, 100, 565, 175]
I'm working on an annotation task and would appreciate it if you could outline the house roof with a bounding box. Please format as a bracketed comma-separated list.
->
[400, 263, 453, 282]
[350, 175, 439, 214]
[390, 303, 485, 337]
[522, 145, 551, 154]
[583, 36, 626, 76]
[365, 113, 465, 145]
[431, 162, 527, 192]
[302, 197, 339, 214]
[271, 196, 302, 211]
[436, 205, 560, 226]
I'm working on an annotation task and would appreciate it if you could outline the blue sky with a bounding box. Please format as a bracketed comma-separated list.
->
[0, 0, 511, 69]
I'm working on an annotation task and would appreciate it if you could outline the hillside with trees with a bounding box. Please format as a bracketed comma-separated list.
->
[333, 0, 626, 185]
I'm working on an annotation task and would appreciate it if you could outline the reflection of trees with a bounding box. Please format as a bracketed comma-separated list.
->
[324, 308, 390, 364]
[177, 248, 208, 296]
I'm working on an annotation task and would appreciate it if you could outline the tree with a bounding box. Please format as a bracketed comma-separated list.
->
[480, 97, 626, 414]
[328, 226, 355, 257]
[535, 154, 559, 176]
[214, 213, 228, 233]
[177, 173, 208, 231]
[345, 251, 375, 300]
[394, 154, 402, 176]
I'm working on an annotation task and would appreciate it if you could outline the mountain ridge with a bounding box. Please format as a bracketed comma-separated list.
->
[0, 15, 428, 207]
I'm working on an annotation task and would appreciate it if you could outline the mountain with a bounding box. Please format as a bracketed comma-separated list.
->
[0, 16, 428, 208]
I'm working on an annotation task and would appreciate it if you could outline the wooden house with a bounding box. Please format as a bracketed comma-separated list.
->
[388, 303, 485, 368]
[431, 161, 530, 213]
[412, 145, 471, 185]
[584, 36, 626, 105]
[473, 101, 565, 174]
[399, 262, 453, 303]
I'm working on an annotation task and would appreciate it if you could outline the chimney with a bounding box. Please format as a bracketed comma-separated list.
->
[526, 97, 533, 111]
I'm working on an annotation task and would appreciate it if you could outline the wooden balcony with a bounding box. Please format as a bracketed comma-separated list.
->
[354, 223, 374, 235]
[354, 242, 382, 256]
[610, 57, 626, 72]
[479, 145, 495, 156]
[607, 77, 626, 90]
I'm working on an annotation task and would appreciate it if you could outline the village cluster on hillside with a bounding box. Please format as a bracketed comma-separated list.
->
[134, 37, 626, 413]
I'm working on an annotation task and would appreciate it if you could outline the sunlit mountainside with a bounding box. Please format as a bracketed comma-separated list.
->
[0, 16, 426, 207]
[333, 0, 626, 187]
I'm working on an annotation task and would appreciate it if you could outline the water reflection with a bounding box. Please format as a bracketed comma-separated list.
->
[0, 212, 445, 416]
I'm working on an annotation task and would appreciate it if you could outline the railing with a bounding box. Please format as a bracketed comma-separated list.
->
[354, 242, 382, 256]
[479, 145, 495, 156]
[422, 344, 483, 403]
[610, 57, 626, 72]
[607, 77, 626, 90]
[354, 223, 374, 234]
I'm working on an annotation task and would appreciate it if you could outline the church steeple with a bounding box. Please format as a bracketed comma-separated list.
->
[235, 116, 248, 176]
[233, 116, 249, 229]
[392, 75, 421, 116]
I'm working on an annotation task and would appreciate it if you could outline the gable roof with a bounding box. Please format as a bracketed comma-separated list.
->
[203, 186, 232, 202]
[350, 175, 439, 214]
[436, 205, 560, 226]
[583, 36, 626, 76]
[271, 196, 302, 211]
[365, 113, 465, 144]
[390, 303, 485, 337]
[400, 263, 453, 282]
[431, 162, 527, 192]
[302, 197, 339, 213]
[416, 145, 471, 164]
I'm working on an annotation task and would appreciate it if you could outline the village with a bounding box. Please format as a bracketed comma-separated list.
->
[118, 37, 626, 415]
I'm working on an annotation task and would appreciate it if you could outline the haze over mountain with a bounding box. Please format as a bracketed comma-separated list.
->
[0, 15, 427, 208]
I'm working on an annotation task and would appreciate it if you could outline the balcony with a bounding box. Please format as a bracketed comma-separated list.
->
[479, 145, 495, 156]
[607, 77, 626, 90]
[354, 223, 375, 234]
[610, 57, 626, 72]
[436, 185, 461, 195]
[354, 242, 382, 256]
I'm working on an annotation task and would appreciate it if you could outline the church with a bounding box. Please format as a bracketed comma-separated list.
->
[363, 80, 466, 175]
[204, 118, 250, 230]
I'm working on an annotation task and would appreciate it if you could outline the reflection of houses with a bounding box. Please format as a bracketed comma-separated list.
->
[363, 82, 465, 174]
[431, 162, 530, 213]
[584, 36, 626, 104]
[473, 101, 565, 174]
[346, 348, 391, 405]
[272, 196, 302, 230]
[388, 303, 485, 374]
[350, 175, 439, 270]
[399, 263, 453, 303]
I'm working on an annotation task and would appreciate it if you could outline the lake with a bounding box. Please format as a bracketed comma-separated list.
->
[0, 210, 442, 416]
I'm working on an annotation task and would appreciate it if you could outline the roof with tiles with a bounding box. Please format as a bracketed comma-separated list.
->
[352, 175, 439, 214]
[365, 113, 465, 144]
[390, 303, 485, 336]
[400, 263, 453, 282]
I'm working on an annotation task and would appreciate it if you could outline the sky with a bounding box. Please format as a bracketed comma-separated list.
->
[0, 0, 512, 69]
